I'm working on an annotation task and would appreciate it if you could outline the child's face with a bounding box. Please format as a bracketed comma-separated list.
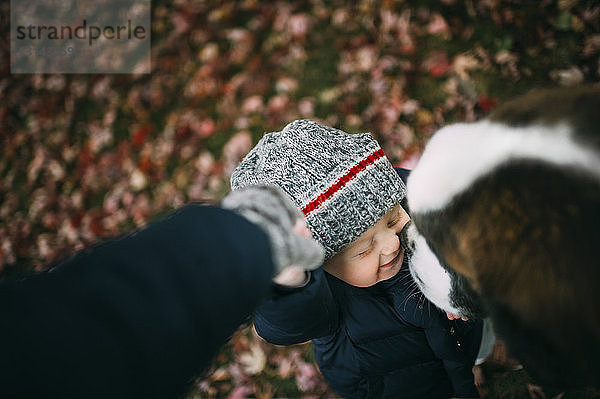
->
[324, 205, 410, 287]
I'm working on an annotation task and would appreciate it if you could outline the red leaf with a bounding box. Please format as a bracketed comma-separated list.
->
[70, 212, 84, 228]
[423, 52, 451, 77]
[132, 125, 151, 147]
[429, 59, 450, 77]
[478, 95, 498, 112]
[198, 118, 216, 138]
[176, 124, 191, 140]
[89, 215, 105, 236]
[139, 156, 152, 173]
[78, 146, 93, 169]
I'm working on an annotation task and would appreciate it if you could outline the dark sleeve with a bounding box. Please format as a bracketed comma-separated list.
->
[0, 204, 275, 399]
[424, 318, 483, 398]
[253, 267, 339, 345]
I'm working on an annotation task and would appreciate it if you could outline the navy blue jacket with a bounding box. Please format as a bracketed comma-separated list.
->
[0, 205, 275, 399]
[254, 170, 482, 399]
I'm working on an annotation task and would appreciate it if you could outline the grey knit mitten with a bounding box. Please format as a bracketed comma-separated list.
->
[221, 185, 325, 274]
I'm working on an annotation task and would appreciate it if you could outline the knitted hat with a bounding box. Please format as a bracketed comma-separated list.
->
[230, 119, 406, 259]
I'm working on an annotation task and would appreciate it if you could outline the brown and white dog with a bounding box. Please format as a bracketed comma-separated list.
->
[405, 86, 600, 394]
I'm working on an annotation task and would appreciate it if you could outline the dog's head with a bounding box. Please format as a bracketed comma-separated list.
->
[403, 221, 487, 319]
[405, 86, 600, 392]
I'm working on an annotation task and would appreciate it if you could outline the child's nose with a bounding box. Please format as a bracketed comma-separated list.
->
[381, 230, 400, 255]
[395, 214, 411, 233]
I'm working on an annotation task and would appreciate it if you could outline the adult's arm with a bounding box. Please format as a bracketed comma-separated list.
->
[0, 204, 275, 399]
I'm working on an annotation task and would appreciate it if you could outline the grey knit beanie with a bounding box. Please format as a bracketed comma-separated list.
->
[230, 119, 406, 259]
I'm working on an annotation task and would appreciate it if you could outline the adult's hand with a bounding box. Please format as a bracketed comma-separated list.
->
[222, 184, 324, 276]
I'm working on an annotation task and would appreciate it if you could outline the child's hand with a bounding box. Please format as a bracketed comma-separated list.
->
[272, 219, 314, 287]
[273, 266, 310, 287]
[446, 311, 469, 321]
[221, 185, 325, 275]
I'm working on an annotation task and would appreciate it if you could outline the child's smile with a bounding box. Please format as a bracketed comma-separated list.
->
[380, 250, 401, 269]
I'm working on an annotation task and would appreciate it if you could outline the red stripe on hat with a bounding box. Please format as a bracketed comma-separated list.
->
[301, 148, 385, 216]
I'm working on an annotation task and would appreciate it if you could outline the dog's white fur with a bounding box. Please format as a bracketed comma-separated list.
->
[406, 223, 461, 315]
[407, 121, 600, 213]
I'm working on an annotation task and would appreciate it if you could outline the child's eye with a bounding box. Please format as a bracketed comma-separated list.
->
[356, 242, 373, 257]
[358, 247, 372, 257]
[388, 212, 401, 227]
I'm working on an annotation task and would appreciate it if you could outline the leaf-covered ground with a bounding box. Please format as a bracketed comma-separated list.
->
[1, 1, 599, 398]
